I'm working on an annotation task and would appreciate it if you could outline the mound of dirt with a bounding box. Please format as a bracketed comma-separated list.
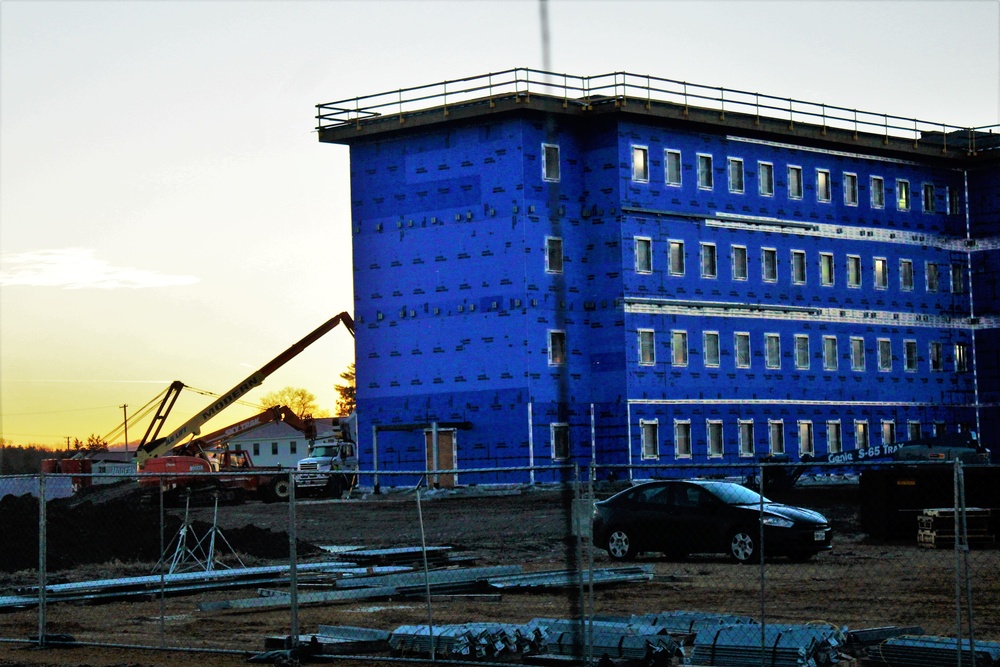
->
[0, 488, 317, 573]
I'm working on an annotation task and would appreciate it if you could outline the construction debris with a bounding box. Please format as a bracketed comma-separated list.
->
[487, 565, 653, 590]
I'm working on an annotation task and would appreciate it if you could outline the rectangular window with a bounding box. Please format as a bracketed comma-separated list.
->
[253, 443, 260, 456]
[929, 341, 943, 371]
[674, 420, 692, 458]
[816, 169, 831, 202]
[794, 334, 810, 370]
[732, 246, 748, 280]
[739, 420, 754, 457]
[548, 330, 566, 365]
[788, 165, 803, 199]
[844, 172, 858, 206]
[290, 441, 297, 455]
[798, 421, 814, 456]
[545, 236, 563, 273]
[672, 330, 688, 366]
[762, 248, 778, 282]
[769, 420, 785, 455]
[641, 420, 658, 459]
[851, 337, 866, 371]
[878, 338, 892, 372]
[874, 257, 888, 290]
[823, 336, 838, 370]
[735, 332, 751, 369]
[933, 421, 946, 437]
[907, 421, 922, 441]
[827, 421, 842, 455]
[707, 420, 724, 457]
[632, 146, 649, 182]
[701, 243, 718, 278]
[882, 420, 896, 446]
[904, 340, 918, 371]
[871, 176, 885, 208]
[922, 183, 935, 213]
[951, 264, 965, 294]
[900, 259, 914, 291]
[847, 255, 862, 288]
[897, 179, 911, 211]
[791, 250, 806, 285]
[665, 149, 682, 186]
[728, 158, 744, 193]
[855, 420, 870, 449]
[926, 262, 939, 292]
[704, 331, 720, 368]
[955, 342, 970, 372]
[542, 143, 560, 182]
[759, 161, 774, 196]
[697, 154, 713, 189]
[271, 442, 278, 456]
[551, 423, 569, 460]
[948, 187, 960, 215]
[765, 333, 781, 369]
[638, 329, 655, 366]
[634, 237, 652, 274]
[669, 240, 685, 276]
[820, 253, 834, 286]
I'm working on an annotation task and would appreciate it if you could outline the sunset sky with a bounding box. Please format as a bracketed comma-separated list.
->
[1, 1, 997, 450]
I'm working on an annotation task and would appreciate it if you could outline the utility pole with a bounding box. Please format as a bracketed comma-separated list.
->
[65, 436, 71, 451]
[120, 404, 129, 454]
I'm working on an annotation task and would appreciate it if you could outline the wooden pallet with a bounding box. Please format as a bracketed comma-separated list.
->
[917, 530, 995, 549]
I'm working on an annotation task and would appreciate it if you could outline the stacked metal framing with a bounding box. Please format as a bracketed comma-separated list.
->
[688, 622, 844, 666]
[869, 635, 1000, 667]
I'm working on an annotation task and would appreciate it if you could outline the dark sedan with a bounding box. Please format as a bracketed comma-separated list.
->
[592, 479, 832, 563]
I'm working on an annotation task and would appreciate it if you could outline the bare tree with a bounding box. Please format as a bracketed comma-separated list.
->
[259, 386, 329, 418]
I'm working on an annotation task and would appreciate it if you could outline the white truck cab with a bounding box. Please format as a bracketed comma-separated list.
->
[295, 438, 358, 498]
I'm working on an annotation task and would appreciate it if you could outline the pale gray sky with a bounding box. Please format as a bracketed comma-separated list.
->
[2, 0, 998, 445]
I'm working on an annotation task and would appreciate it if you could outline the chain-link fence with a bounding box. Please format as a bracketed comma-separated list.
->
[0, 462, 997, 665]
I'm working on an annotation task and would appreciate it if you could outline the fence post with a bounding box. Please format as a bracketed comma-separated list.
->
[415, 487, 436, 661]
[37, 472, 46, 648]
[758, 463, 766, 663]
[287, 470, 299, 655]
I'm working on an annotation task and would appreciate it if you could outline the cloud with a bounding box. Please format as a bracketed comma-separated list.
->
[0, 248, 199, 289]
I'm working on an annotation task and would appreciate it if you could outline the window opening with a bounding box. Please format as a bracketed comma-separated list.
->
[632, 146, 649, 182]
[542, 144, 560, 182]
[638, 329, 655, 366]
[635, 237, 652, 274]
[728, 158, 744, 193]
[844, 172, 858, 206]
[759, 162, 774, 196]
[665, 149, 682, 186]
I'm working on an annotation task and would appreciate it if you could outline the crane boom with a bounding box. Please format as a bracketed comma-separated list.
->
[134, 311, 354, 468]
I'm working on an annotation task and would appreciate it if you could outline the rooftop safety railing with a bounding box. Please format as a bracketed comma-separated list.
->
[316, 68, 997, 152]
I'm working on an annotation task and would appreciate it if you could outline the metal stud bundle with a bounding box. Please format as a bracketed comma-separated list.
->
[689, 622, 845, 666]
[869, 635, 1000, 667]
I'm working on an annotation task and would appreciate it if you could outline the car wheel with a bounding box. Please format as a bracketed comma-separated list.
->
[606, 528, 637, 561]
[728, 528, 759, 564]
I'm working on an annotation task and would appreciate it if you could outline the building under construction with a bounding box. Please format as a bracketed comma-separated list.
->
[316, 69, 1000, 484]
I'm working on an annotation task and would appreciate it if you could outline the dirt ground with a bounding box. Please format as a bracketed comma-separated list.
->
[0, 482, 997, 667]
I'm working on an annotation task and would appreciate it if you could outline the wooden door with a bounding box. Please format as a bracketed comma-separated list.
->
[424, 429, 456, 488]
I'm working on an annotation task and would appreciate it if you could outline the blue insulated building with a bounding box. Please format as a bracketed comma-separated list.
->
[317, 70, 1000, 485]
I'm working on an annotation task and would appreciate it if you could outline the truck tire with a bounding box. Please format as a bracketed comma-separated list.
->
[264, 477, 291, 503]
[325, 476, 344, 500]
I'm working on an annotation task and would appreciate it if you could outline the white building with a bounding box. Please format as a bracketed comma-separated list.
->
[227, 417, 338, 468]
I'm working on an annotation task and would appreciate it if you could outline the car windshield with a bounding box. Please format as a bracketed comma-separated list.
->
[310, 445, 339, 458]
[703, 482, 770, 506]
